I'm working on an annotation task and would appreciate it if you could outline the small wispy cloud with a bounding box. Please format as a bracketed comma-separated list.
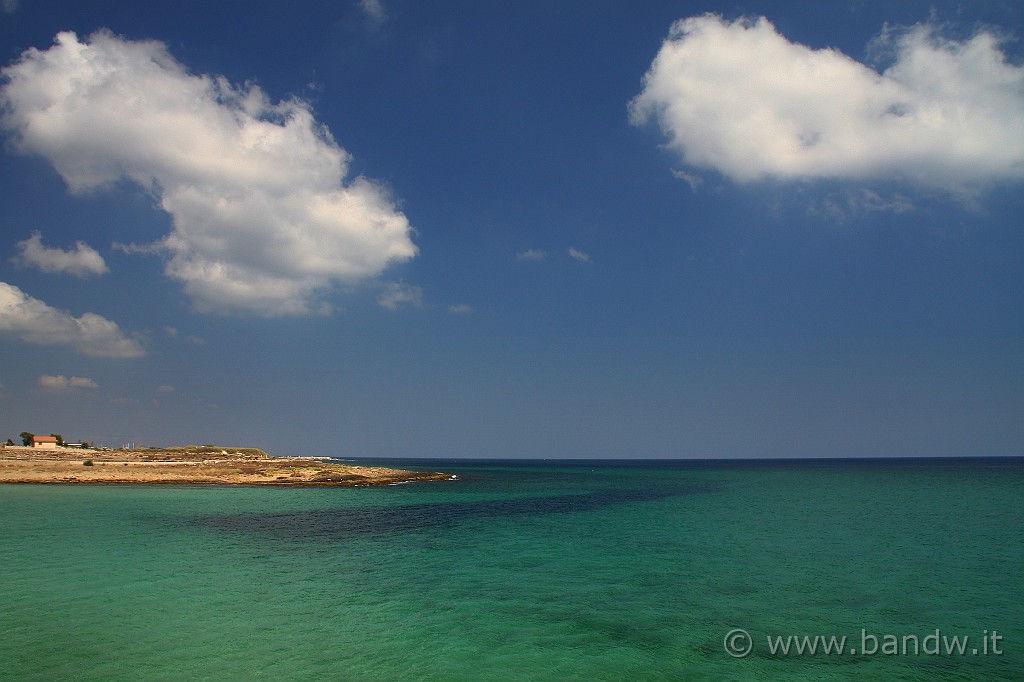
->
[1, 0, 20, 14]
[112, 241, 163, 256]
[568, 247, 591, 263]
[671, 169, 704, 192]
[359, 0, 387, 24]
[378, 281, 423, 310]
[37, 374, 98, 391]
[166, 327, 207, 346]
[157, 385, 175, 393]
[516, 249, 547, 262]
[816, 189, 916, 220]
[448, 303, 474, 315]
[14, 231, 108, 277]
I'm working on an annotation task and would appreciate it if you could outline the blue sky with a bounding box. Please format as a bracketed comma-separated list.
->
[0, 0, 1021, 458]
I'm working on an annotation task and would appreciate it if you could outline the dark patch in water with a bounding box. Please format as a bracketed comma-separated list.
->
[191, 483, 716, 541]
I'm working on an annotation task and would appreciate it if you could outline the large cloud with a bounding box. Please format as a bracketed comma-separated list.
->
[0, 281, 145, 357]
[0, 30, 417, 315]
[629, 15, 1024, 192]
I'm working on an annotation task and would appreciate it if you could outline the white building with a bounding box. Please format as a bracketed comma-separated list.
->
[31, 435, 59, 449]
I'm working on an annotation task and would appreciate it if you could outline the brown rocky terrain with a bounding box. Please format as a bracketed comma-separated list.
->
[0, 444, 451, 486]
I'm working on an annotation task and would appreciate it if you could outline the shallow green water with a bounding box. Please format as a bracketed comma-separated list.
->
[1, 458, 1021, 680]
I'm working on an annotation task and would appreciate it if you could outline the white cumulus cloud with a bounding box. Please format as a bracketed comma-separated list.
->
[0, 281, 145, 357]
[0, 30, 417, 316]
[630, 15, 1024, 194]
[38, 374, 98, 391]
[14, 231, 108, 277]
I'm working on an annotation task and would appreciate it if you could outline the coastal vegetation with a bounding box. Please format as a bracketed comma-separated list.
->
[132, 445, 271, 459]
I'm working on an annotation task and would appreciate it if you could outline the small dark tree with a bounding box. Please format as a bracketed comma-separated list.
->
[20, 432, 33, 446]
[5, 438, 13, 446]
[51, 434, 64, 447]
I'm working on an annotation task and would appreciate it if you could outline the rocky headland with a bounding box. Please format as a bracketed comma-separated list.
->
[0, 444, 451, 486]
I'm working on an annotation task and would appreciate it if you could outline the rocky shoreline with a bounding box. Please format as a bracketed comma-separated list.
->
[0, 445, 452, 486]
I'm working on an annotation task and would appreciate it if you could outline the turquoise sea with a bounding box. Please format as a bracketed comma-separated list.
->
[1, 458, 1022, 681]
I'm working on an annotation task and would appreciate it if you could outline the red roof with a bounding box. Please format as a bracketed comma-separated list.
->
[32, 435, 58, 443]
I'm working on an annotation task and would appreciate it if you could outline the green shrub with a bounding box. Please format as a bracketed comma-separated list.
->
[83, 460, 94, 466]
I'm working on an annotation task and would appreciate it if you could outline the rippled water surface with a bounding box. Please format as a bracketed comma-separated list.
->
[2, 458, 1021, 680]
